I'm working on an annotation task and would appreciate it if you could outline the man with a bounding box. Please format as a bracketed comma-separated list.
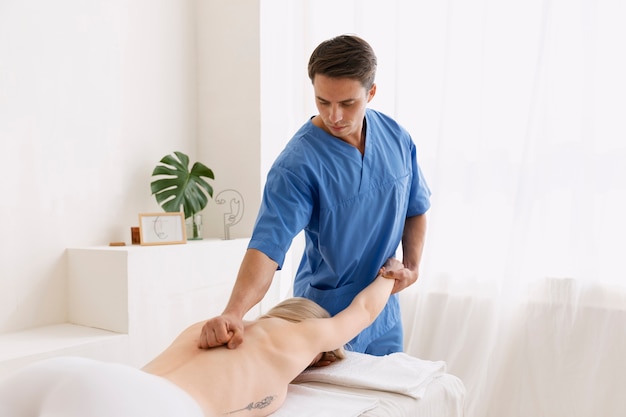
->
[200, 34, 431, 355]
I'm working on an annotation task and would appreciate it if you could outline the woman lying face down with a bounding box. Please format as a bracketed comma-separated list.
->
[0, 259, 402, 417]
[144, 258, 401, 416]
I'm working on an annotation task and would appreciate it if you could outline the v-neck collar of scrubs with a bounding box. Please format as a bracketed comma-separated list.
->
[308, 111, 372, 191]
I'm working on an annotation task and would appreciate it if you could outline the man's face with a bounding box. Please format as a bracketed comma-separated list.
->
[312, 74, 376, 147]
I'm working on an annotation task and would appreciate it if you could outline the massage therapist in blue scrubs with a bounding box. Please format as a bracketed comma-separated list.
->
[199, 34, 431, 356]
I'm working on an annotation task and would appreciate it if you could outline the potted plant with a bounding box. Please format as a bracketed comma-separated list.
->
[150, 151, 215, 240]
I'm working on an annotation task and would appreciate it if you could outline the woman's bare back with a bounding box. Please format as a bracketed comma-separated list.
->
[142, 319, 317, 417]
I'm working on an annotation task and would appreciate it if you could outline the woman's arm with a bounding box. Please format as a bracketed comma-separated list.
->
[303, 258, 403, 354]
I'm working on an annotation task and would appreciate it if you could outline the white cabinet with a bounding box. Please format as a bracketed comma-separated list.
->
[67, 238, 255, 366]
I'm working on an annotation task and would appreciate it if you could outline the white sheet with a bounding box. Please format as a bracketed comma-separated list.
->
[270, 384, 378, 417]
[293, 351, 446, 399]
[298, 373, 466, 417]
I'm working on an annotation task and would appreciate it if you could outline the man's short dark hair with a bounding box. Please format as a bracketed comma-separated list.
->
[308, 35, 377, 89]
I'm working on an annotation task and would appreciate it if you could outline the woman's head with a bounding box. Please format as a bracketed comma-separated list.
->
[259, 297, 346, 361]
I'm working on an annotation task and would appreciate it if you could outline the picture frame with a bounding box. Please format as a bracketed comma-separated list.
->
[138, 212, 187, 246]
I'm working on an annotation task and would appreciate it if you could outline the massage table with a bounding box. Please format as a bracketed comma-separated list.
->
[274, 351, 466, 417]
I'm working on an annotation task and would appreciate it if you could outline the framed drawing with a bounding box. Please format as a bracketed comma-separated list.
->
[138, 212, 187, 245]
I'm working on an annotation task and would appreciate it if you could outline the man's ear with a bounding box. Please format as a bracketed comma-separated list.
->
[367, 84, 377, 102]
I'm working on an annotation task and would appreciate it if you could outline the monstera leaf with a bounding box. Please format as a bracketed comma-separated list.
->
[150, 151, 215, 219]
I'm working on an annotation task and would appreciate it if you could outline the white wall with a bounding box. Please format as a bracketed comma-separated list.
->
[197, 0, 261, 239]
[0, 0, 264, 334]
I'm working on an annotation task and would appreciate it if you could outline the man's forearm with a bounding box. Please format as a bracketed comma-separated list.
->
[402, 214, 427, 272]
[222, 248, 278, 318]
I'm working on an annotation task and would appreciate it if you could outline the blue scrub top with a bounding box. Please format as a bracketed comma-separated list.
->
[249, 108, 431, 351]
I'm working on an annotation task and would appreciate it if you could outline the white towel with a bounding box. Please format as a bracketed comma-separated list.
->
[270, 384, 378, 417]
[292, 351, 446, 399]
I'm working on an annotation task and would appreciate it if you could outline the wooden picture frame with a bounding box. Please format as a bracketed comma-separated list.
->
[138, 212, 187, 246]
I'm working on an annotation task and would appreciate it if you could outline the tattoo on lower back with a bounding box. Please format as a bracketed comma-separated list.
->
[227, 395, 276, 414]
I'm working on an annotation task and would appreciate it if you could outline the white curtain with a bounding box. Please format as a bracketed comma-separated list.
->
[261, 0, 626, 416]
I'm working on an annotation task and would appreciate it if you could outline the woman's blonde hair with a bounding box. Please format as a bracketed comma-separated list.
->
[260, 297, 346, 360]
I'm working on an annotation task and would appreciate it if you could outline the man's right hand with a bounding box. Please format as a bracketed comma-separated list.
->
[197, 314, 244, 350]
[378, 257, 404, 277]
